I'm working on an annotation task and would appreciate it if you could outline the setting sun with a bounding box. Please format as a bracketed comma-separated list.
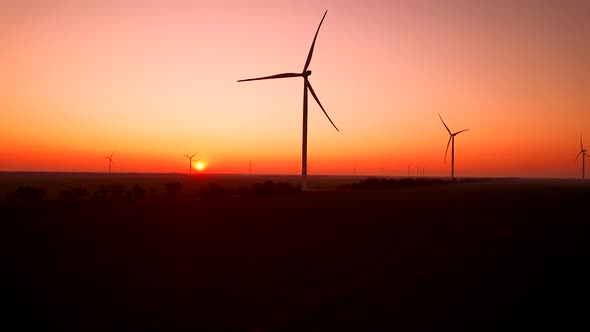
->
[196, 161, 206, 172]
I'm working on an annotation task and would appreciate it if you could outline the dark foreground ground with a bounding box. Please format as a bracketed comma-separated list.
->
[2, 179, 590, 331]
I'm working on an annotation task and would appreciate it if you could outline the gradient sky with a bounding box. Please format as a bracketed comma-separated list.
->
[1, 0, 589, 177]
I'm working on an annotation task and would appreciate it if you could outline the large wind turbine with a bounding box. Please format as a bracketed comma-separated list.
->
[103, 151, 115, 174]
[238, 10, 339, 191]
[577, 134, 588, 183]
[182, 153, 199, 176]
[439, 113, 469, 180]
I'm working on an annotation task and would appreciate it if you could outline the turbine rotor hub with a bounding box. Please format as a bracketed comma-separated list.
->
[303, 70, 312, 77]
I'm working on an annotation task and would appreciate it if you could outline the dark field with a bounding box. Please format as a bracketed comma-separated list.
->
[2, 173, 590, 331]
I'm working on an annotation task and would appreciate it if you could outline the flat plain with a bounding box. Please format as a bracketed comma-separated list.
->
[2, 173, 589, 331]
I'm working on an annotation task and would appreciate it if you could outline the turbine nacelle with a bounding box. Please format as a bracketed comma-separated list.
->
[303, 70, 312, 77]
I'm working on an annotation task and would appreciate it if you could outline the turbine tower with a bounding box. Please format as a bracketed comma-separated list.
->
[577, 134, 588, 183]
[248, 160, 255, 175]
[182, 153, 198, 176]
[439, 113, 469, 180]
[238, 10, 339, 191]
[103, 151, 115, 174]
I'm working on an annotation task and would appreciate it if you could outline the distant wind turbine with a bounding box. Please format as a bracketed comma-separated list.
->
[238, 10, 339, 191]
[577, 134, 588, 183]
[182, 153, 199, 176]
[248, 160, 255, 175]
[439, 113, 469, 180]
[102, 151, 115, 174]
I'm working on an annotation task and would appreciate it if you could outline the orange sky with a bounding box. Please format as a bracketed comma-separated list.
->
[1, 0, 589, 178]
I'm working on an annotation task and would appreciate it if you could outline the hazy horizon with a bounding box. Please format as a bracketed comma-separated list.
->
[2, 1, 589, 178]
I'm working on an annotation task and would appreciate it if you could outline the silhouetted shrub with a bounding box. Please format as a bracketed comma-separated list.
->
[94, 184, 110, 200]
[249, 183, 262, 195]
[73, 186, 88, 199]
[59, 186, 88, 201]
[200, 183, 226, 198]
[93, 183, 127, 200]
[165, 182, 183, 199]
[129, 184, 146, 200]
[276, 182, 297, 194]
[12, 186, 47, 203]
[341, 177, 449, 191]
[242, 180, 299, 196]
[261, 180, 275, 194]
[108, 184, 126, 198]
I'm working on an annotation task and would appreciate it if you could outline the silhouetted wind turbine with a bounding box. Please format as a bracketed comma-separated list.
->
[238, 10, 339, 191]
[248, 160, 255, 175]
[182, 153, 198, 176]
[439, 113, 469, 180]
[577, 134, 588, 183]
[103, 151, 115, 174]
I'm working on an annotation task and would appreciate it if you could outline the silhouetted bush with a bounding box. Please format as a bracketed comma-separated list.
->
[108, 184, 126, 198]
[12, 186, 47, 203]
[165, 182, 183, 199]
[94, 184, 110, 200]
[199, 183, 226, 198]
[129, 184, 146, 200]
[241, 180, 299, 196]
[275, 182, 297, 194]
[341, 177, 449, 191]
[93, 183, 126, 201]
[261, 180, 275, 194]
[60, 186, 89, 201]
[72, 186, 89, 200]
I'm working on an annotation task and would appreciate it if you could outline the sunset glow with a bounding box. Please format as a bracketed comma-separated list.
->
[1, 1, 589, 178]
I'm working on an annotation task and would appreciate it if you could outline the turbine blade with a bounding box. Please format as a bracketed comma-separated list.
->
[111, 159, 116, 167]
[578, 151, 583, 159]
[438, 113, 452, 135]
[195, 157, 201, 162]
[191, 153, 197, 158]
[303, 10, 328, 72]
[110, 151, 115, 158]
[444, 136, 452, 163]
[182, 154, 190, 158]
[455, 128, 470, 135]
[237, 73, 302, 82]
[306, 79, 339, 132]
[581, 134, 584, 150]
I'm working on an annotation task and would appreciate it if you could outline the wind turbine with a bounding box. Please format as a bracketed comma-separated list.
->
[237, 10, 339, 191]
[439, 113, 469, 180]
[248, 160, 255, 175]
[182, 153, 198, 176]
[102, 151, 115, 174]
[577, 134, 588, 183]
